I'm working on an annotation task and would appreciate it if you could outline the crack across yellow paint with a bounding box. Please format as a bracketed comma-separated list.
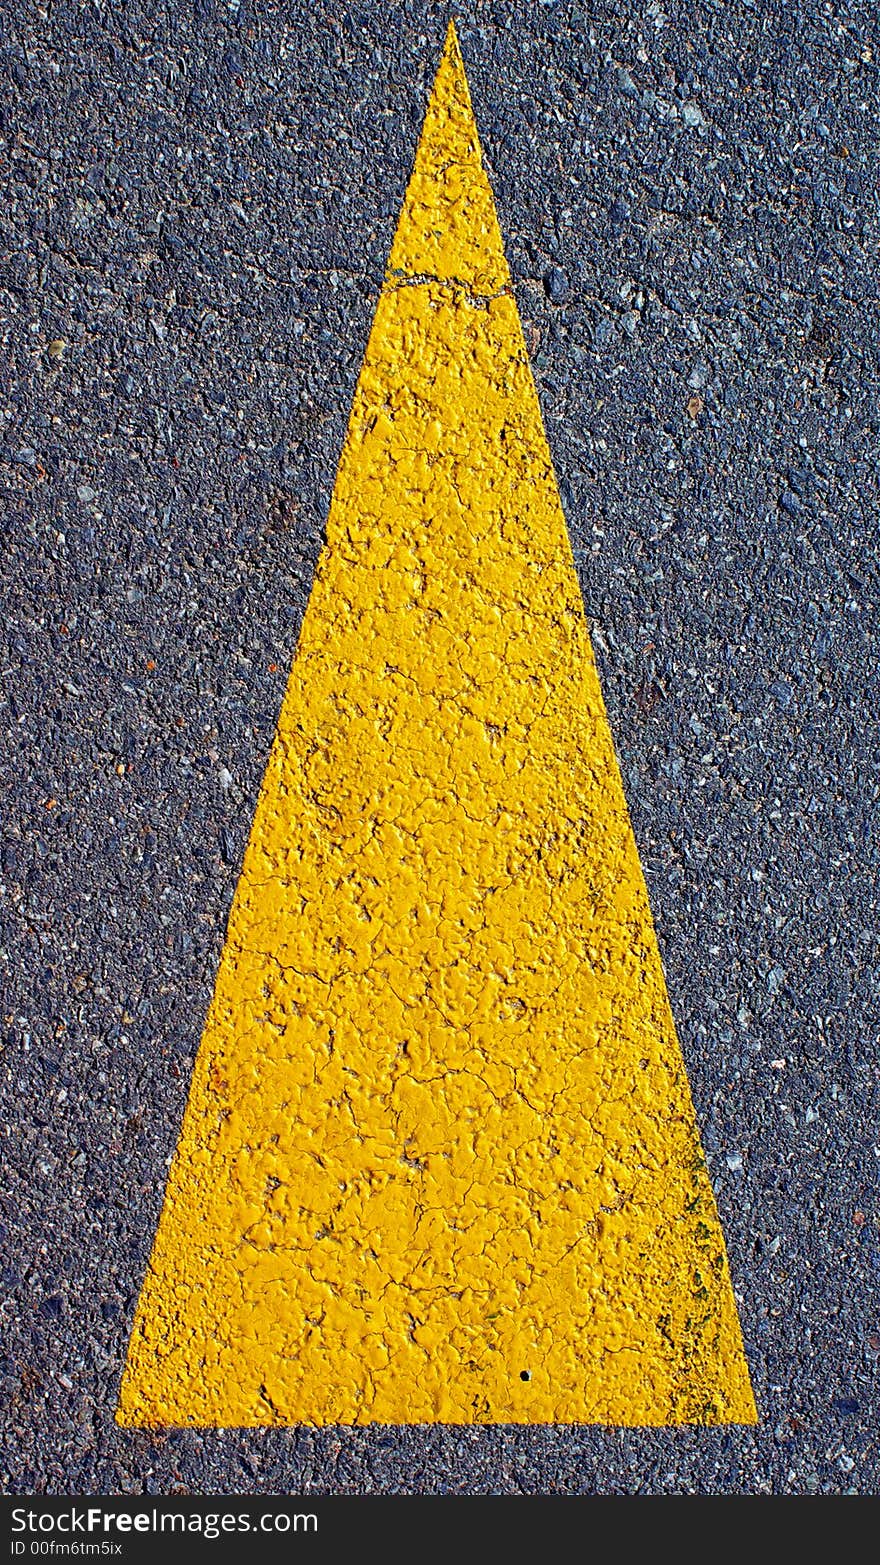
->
[117, 22, 756, 1428]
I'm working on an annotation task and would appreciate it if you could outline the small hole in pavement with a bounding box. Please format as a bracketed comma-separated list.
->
[520, 1370, 531, 1381]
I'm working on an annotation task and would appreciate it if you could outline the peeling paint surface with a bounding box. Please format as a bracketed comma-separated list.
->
[117, 25, 755, 1429]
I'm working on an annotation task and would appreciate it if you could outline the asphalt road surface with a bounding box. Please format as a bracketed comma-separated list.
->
[2, 0, 878, 1495]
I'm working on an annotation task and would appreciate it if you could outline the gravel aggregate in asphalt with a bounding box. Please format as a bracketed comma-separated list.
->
[1, 0, 878, 1495]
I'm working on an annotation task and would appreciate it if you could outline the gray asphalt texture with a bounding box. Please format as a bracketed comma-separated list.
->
[1, 0, 878, 1497]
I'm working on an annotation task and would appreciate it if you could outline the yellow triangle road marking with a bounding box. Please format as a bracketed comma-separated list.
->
[118, 22, 756, 1428]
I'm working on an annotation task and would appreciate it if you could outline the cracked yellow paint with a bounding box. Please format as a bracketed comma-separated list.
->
[117, 22, 755, 1428]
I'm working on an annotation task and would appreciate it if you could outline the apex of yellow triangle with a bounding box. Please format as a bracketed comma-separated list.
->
[386, 20, 510, 295]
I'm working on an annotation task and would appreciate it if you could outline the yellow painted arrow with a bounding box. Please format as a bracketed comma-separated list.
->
[118, 22, 755, 1428]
